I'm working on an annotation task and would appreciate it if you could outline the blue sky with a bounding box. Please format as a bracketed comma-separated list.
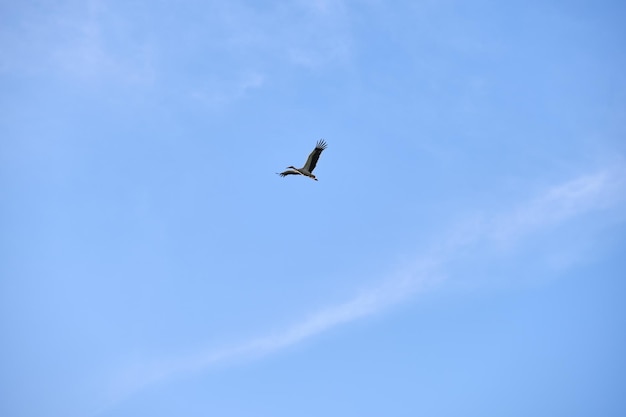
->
[1, 1, 626, 416]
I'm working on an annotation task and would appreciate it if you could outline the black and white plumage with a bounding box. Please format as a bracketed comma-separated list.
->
[278, 139, 327, 181]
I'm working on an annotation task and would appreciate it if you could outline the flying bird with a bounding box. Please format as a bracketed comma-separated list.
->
[278, 139, 328, 181]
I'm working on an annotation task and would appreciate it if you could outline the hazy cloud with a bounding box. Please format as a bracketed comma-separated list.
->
[488, 167, 626, 245]
[0, 1, 155, 83]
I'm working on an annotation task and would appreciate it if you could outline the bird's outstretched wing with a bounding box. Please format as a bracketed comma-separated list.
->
[278, 169, 302, 177]
[302, 139, 327, 173]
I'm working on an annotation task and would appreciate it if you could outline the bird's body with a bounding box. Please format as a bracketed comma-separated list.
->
[278, 139, 327, 181]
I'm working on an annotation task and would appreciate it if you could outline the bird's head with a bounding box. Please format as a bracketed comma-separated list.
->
[311, 175, 318, 181]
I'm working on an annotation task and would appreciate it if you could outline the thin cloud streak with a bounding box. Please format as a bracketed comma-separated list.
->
[435, 166, 626, 255]
[102, 164, 626, 413]
[488, 168, 626, 244]
[102, 258, 442, 412]
[243, 260, 441, 353]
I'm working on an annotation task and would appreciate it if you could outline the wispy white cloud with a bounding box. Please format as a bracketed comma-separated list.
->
[0, 1, 155, 83]
[488, 167, 626, 245]
[214, 1, 354, 71]
[190, 71, 265, 106]
[99, 258, 442, 413]
[182, 2, 354, 103]
[241, 259, 441, 353]
[2, 0, 353, 98]
[99, 163, 626, 414]
[432, 165, 626, 257]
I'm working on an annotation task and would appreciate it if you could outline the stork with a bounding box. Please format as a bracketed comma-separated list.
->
[278, 140, 327, 181]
